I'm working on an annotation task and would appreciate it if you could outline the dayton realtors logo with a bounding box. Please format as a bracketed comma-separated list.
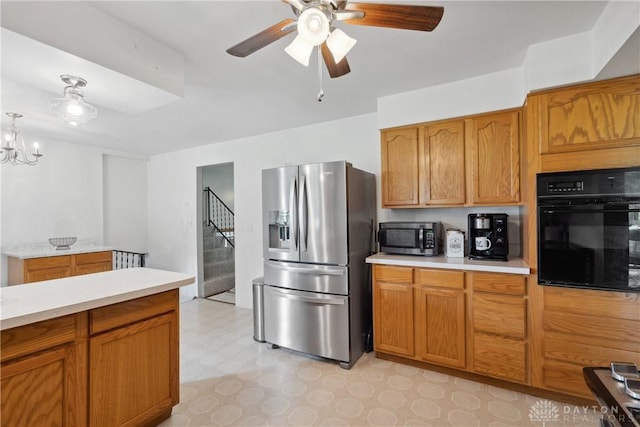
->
[529, 400, 560, 426]
[530, 399, 621, 425]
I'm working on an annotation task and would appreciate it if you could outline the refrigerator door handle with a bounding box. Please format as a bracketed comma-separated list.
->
[299, 174, 308, 252]
[265, 260, 345, 276]
[268, 288, 346, 305]
[290, 175, 298, 252]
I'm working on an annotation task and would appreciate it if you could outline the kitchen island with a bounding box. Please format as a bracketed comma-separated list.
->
[0, 268, 194, 427]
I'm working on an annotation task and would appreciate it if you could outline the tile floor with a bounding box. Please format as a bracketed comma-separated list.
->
[159, 298, 600, 427]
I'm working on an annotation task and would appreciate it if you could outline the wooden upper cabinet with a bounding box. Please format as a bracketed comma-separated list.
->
[467, 110, 520, 204]
[381, 128, 420, 207]
[539, 76, 640, 154]
[380, 108, 522, 208]
[420, 120, 466, 205]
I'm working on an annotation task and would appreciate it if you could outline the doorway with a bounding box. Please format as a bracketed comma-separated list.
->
[197, 162, 235, 304]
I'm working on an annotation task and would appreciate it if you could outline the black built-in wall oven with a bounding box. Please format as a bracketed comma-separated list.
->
[537, 166, 640, 293]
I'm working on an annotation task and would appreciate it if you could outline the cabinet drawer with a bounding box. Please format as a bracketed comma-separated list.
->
[24, 255, 71, 271]
[473, 333, 526, 383]
[90, 290, 177, 335]
[1, 313, 86, 362]
[472, 273, 525, 295]
[374, 265, 413, 284]
[76, 251, 112, 265]
[415, 268, 464, 289]
[473, 293, 526, 339]
[26, 267, 72, 283]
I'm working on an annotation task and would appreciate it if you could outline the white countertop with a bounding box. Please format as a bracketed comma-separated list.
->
[3, 242, 113, 259]
[366, 253, 530, 275]
[0, 268, 195, 331]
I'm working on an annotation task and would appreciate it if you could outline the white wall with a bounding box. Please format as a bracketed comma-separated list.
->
[148, 113, 381, 306]
[0, 139, 148, 285]
[1, 139, 104, 247]
[202, 162, 234, 211]
[103, 154, 148, 253]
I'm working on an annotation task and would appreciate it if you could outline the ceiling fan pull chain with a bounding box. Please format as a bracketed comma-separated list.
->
[317, 47, 324, 102]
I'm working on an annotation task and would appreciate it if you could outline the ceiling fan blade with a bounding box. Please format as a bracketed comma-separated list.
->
[280, 0, 306, 12]
[321, 43, 351, 78]
[342, 3, 444, 32]
[227, 19, 297, 57]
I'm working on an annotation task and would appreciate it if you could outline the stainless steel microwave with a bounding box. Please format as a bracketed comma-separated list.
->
[378, 222, 442, 256]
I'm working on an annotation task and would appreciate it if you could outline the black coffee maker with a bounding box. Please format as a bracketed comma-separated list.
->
[468, 213, 509, 260]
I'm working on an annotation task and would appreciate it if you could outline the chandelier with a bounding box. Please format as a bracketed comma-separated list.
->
[50, 75, 98, 126]
[1, 112, 43, 166]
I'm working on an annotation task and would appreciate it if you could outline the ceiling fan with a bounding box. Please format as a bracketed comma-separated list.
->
[226, 0, 444, 79]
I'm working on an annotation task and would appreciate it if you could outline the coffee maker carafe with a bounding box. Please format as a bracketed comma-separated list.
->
[468, 213, 509, 260]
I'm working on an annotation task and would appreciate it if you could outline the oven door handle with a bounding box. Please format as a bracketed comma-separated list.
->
[541, 209, 640, 214]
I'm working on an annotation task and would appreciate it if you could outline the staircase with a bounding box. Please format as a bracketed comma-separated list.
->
[202, 228, 235, 297]
[202, 187, 235, 298]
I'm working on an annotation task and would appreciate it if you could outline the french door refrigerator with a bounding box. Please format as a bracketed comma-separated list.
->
[262, 161, 376, 368]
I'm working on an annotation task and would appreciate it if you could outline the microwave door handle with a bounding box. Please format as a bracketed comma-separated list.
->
[418, 228, 424, 250]
[290, 175, 298, 252]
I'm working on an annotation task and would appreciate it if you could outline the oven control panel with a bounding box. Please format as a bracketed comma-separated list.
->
[546, 180, 584, 193]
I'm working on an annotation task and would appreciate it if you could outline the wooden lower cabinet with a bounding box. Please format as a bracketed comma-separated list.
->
[373, 265, 539, 394]
[90, 312, 178, 427]
[1, 313, 87, 427]
[75, 251, 113, 276]
[373, 265, 467, 368]
[373, 268, 414, 357]
[532, 286, 640, 399]
[470, 272, 528, 384]
[414, 286, 465, 368]
[0, 290, 179, 427]
[9, 251, 113, 285]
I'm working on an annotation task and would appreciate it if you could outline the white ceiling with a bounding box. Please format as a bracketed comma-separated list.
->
[0, 1, 631, 156]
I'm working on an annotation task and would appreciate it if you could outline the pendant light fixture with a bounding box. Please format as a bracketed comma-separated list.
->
[50, 75, 98, 126]
[1, 112, 43, 166]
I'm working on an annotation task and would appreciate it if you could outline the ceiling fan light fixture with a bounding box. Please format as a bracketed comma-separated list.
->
[297, 7, 331, 46]
[285, 35, 314, 66]
[50, 75, 98, 126]
[326, 28, 356, 63]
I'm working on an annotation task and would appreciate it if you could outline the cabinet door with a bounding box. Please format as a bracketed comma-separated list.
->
[373, 281, 414, 356]
[75, 251, 113, 276]
[381, 128, 419, 207]
[541, 76, 640, 154]
[468, 111, 520, 204]
[420, 121, 465, 205]
[414, 286, 465, 368]
[89, 312, 178, 427]
[1, 345, 85, 426]
[23, 255, 72, 284]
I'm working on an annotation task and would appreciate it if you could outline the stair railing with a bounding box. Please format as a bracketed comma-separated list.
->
[114, 250, 146, 269]
[204, 187, 235, 247]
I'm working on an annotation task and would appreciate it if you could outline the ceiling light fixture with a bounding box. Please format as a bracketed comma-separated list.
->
[50, 75, 98, 126]
[285, 6, 356, 67]
[1, 112, 43, 166]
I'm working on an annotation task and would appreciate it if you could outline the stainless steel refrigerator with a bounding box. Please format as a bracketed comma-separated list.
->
[262, 161, 376, 368]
